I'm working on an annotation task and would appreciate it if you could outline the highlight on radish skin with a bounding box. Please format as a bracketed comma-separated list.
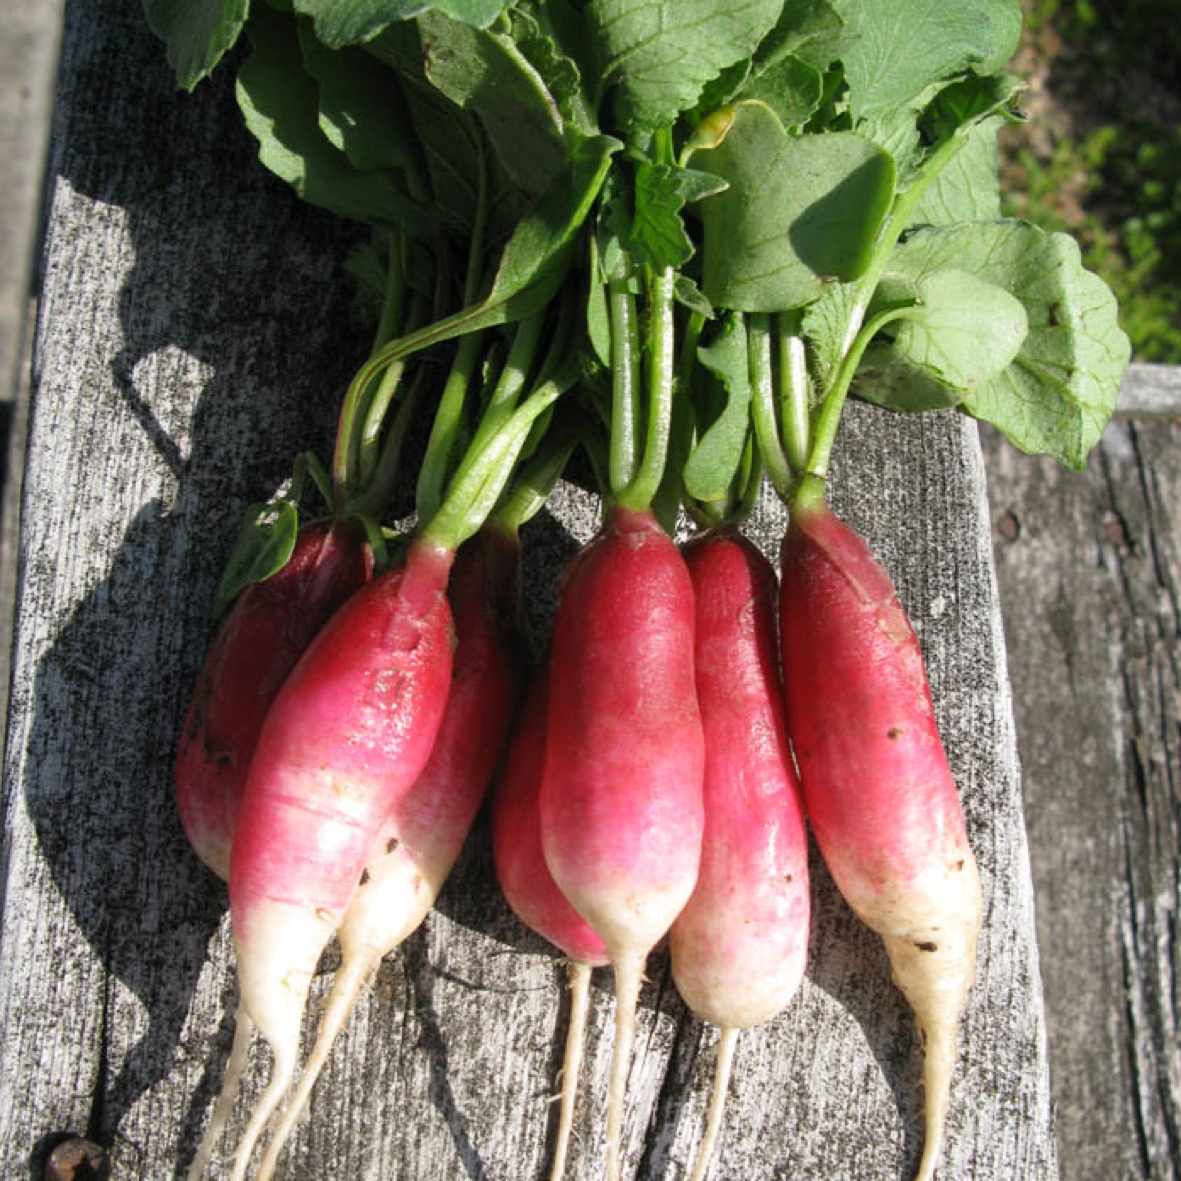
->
[539, 506, 705, 1181]
[492, 662, 609, 1181]
[669, 531, 810, 1181]
[253, 525, 527, 1181]
[779, 495, 983, 1181]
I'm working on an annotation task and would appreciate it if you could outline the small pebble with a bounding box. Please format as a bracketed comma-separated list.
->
[44, 1138, 110, 1181]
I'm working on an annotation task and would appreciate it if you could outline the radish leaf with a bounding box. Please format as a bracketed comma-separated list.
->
[142, 0, 249, 90]
[832, 0, 1022, 119]
[626, 164, 727, 271]
[856, 269, 1028, 411]
[292, 0, 512, 48]
[297, 30, 426, 184]
[885, 221, 1131, 467]
[237, 9, 420, 227]
[683, 313, 752, 502]
[417, 11, 569, 196]
[213, 500, 299, 618]
[577, 0, 786, 135]
[694, 103, 895, 312]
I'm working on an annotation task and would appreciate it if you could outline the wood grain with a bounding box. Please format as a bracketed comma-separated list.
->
[984, 418, 1181, 1181]
[0, 2, 1056, 1178]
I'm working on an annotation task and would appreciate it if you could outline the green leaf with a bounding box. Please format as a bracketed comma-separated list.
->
[416, 11, 568, 197]
[213, 500, 299, 617]
[364, 20, 487, 234]
[297, 28, 425, 182]
[292, 0, 510, 47]
[509, 5, 592, 132]
[831, 0, 1023, 119]
[904, 115, 1003, 227]
[920, 71, 1025, 141]
[801, 281, 861, 389]
[236, 8, 414, 225]
[736, 55, 826, 130]
[683, 313, 753, 502]
[857, 269, 1028, 411]
[580, 0, 786, 135]
[141, 0, 250, 90]
[694, 102, 895, 312]
[694, 0, 840, 124]
[884, 221, 1131, 467]
[627, 164, 727, 271]
[382, 133, 619, 348]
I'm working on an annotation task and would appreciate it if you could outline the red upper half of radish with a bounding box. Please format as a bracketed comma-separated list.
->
[175, 521, 371, 880]
[779, 496, 981, 952]
[383, 523, 527, 879]
[539, 505, 705, 959]
[493, 662, 610, 967]
[670, 531, 810, 1031]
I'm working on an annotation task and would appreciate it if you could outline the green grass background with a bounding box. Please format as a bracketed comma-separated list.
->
[1001, 0, 1181, 362]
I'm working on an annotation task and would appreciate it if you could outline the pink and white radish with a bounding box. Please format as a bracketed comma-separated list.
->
[779, 491, 983, 1181]
[539, 504, 705, 1181]
[252, 523, 527, 1179]
[188, 537, 456, 1181]
[492, 660, 609, 1181]
[175, 521, 371, 880]
[669, 530, 810, 1181]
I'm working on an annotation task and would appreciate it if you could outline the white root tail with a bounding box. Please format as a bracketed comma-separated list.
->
[186, 1009, 256, 1181]
[253, 954, 381, 1181]
[226, 1039, 299, 1181]
[604, 954, 645, 1181]
[687, 1026, 739, 1181]
[549, 960, 593, 1181]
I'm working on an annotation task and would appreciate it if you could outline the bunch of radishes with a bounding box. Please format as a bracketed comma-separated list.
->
[178, 410, 980, 1181]
[147, 2, 1132, 1178]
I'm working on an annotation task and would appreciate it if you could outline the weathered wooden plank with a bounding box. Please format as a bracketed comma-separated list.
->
[0, 2, 1056, 1179]
[983, 418, 1181, 1181]
[1117, 363, 1181, 419]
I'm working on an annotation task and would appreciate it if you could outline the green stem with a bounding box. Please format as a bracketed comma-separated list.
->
[415, 331, 485, 525]
[490, 427, 578, 533]
[468, 312, 545, 459]
[798, 304, 912, 504]
[343, 366, 429, 521]
[616, 265, 675, 512]
[356, 359, 405, 491]
[608, 280, 641, 496]
[420, 385, 564, 552]
[776, 314, 811, 474]
[748, 313, 793, 498]
[372, 229, 406, 352]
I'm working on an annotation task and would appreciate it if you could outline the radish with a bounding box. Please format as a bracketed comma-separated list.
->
[182, 312, 568, 1179]
[540, 503, 705, 1181]
[175, 521, 371, 880]
[668, 530, 810, 1181]
[204, 535, 456, 1181]
[779, 487, 983, 1181]
[492, 660, 609, 1181]
[252, 522, 527, 1180]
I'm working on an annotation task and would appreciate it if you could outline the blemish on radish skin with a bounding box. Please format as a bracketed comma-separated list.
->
[887, 727, 902, 740]
[914, 941, 939, 952]
[386, 837, 399, 854]
[359, 869, 371, 887]
[315, 908, 334, 924]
